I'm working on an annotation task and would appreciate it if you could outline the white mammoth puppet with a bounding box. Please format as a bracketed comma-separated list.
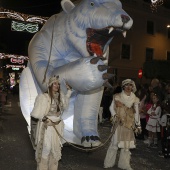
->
[19, 0, 133, 147]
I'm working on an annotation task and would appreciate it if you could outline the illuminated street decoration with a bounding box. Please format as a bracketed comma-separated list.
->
[6, 64, 26, 69]
[0, 53, 29, 60]
[150, 0, 164, 11]
[10, 58, 24, 64]
[0, 7, 49, 25]
[12, 68, 20, 70]
[11, 20, 39, 33]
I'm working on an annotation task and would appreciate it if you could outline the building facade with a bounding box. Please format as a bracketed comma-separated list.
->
[109, 0, 170, 84]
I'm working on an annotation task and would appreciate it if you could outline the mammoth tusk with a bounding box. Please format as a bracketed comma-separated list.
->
[90, 57, 100, 64]
[103, 81, 114, 89]
[102, 73, 115, 80]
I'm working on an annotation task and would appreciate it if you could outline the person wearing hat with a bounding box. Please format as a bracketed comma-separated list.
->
[104, 79, 141, 170]
[31, 75, 72, 170]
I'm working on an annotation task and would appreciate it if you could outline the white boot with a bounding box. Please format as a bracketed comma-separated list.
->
[118, 149, 133, 170]
[37, 157, 48, 170]
[104, 143, 118, 168]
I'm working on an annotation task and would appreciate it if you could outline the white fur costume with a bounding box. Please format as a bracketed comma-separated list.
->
[104, 82, 140, 170]
[31, 89, 71, 170]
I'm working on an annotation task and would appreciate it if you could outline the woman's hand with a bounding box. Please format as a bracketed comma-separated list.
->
[44, 118, 54, 126]
[115, 100, 123, 107]
[66, 82, 72, 90]
[151, 112, 156, 116]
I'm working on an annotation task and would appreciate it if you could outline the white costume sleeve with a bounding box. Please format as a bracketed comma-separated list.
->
[60, 89, 72, 110]
[31, 94, 48, 120]
[109, 99, 116, 117]
[134, 97, 141, 126]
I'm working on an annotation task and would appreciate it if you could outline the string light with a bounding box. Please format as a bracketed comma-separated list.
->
[11, 20, 39, 33]
[0, 7, 48, 25]
[0, 53, 29, 60]
[6, 64, 25, 69]
[150, 0, 164, 12]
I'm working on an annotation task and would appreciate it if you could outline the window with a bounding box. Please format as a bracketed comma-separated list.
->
[146, 48, 154, 61]
[147, 21, 154, 35]
[167, 51, 170, 60]
[121, 44, 131, 60]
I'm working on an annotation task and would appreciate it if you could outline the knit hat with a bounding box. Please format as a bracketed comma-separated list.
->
[47, 75, 59, 87]
[122, 79, 137, 93]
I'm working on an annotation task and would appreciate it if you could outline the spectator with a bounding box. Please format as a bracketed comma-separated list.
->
[164, 83, 170, 101]
[136, 86, 147, 140]
[146, 93, 161, 148]
[101, 87, 112, 121]
[151, 78, 164, 102]
[158, 99, 170, 158]
[143, 91, 155, 144]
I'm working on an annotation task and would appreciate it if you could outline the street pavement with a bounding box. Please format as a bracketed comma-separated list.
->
[0, 94, 170, 170]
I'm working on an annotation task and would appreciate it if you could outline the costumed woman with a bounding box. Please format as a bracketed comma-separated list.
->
[31, 75, 72, 170]
[104, 79, 141, 170]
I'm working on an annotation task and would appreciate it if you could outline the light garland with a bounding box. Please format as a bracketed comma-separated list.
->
[0, 7, 48, 25]
[150, 0, 164, 12]
[11, 20, 39, 33]
[0, 53, 29, 60]
[6, 64, 26, 69]
[10, 58, 24, 64]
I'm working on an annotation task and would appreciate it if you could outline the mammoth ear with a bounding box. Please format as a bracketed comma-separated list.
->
[61, 0, 75, 13]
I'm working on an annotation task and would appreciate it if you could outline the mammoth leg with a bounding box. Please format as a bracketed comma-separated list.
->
[73, 87, 103, 147]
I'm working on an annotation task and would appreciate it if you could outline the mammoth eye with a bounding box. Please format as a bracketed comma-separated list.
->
[90, 2, 94, 6]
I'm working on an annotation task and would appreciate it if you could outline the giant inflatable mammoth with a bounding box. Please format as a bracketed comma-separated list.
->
[19, 0, 133, 147]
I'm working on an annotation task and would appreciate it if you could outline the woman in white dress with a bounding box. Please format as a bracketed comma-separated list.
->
[31, 75, 72, 170]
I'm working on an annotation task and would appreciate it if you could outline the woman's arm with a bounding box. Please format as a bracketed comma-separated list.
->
[60, 88, 72, 110]
[147, 106, 152, 115]
[31, 94, 48, 120]
[152, 106, 161, 118]
[109, 99, 116, 117]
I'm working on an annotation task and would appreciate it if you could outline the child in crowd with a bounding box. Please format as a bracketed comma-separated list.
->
[146, 93, 161, 148]
[159, 100, 170, 158]
[143, 91, 155, 144]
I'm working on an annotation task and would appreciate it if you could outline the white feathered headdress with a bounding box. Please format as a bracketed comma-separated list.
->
[47, 75, 59, 87]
